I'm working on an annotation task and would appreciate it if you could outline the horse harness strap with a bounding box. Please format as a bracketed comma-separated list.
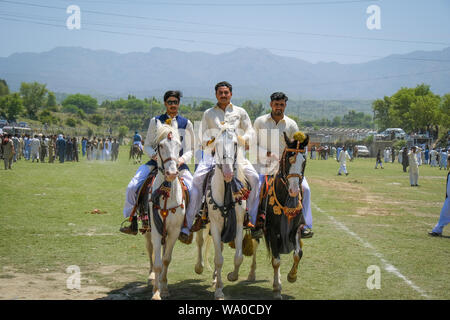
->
[151, 176, 187, 245]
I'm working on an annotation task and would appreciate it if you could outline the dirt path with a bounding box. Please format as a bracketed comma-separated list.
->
[0, 265, 150, 300]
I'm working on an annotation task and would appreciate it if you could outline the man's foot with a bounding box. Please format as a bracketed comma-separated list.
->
[178, 232, 193, 244]
[337, 173, 342, 176]
[120, 217, 138, 235]
[428, 231, 442, 237]
[120, 225, 138, 235]
[345, 173, 349, 176]
[190, 215, 204, 233]
[301, 228, 314, 238]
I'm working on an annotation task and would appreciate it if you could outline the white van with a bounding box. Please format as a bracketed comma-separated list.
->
[383, 128, 406, 139]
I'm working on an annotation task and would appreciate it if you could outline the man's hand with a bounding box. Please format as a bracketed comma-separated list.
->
[206, 137, 215, 146]
[178, 157, 185, 167]
[237, 135, 246, 147]
[151, 154, 157, 161]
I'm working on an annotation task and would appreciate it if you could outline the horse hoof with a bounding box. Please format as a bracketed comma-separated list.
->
[195, 264, 204, 275]
[161, 291, 170, 299]
[152, 292, 161, 300]
[247, 273, 256, 282]
[287, 273, 297, 283]
[274, 292, 282, 300]
[227, 272, 238, 282]
[215, 294, 225, 300]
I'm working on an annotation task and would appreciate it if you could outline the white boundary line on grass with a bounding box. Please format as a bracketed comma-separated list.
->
[312, 202, 431, 299]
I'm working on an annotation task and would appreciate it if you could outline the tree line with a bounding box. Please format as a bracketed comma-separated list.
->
[372, 83, 449, 139]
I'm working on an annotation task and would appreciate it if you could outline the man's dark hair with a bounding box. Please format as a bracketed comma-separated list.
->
[270, 92, 288, 102]
[164, 90, 182, 102]
[215, 81, 232, 93]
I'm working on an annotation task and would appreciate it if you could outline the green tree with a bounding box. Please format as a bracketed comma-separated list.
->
[331, 116, 342, 127]
[66, 117, 77, 127]
[126, 98, 146, 114]
[440, 94, 450, 129]
[242, 100, 264, 121]
[62, 93, 98, 114]
[118, 125, 129, 144]
[409, 94, 441, 133]
[197, 100, 214, 111]
[0, 93, 24, 121]
[20, 82, 48, 119]
[39, 109, 58, 125]
[0, 79, 10, 96]
[46, 91, 57, 110]
[90, 114, 103, 126]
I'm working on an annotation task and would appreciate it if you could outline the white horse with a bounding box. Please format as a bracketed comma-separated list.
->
[205, 128, 249, 300]
[146, 123, 186, 300]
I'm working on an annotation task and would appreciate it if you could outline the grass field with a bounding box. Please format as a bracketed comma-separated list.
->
[0, 150, 449, 300]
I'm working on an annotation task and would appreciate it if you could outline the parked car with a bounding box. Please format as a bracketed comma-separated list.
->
[382, 128, 406, 140]
[18, 121, 28, 128]
[0, 119, 8, 128]
[355, 145, 370, 157]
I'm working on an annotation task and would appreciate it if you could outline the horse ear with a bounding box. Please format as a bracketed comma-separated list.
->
[300, 134, 310, 149]
[283, 132, 292, 146]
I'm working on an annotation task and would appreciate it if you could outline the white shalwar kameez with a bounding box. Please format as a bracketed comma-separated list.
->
[338, 150, 351, 175]
[253, 113, 313, 229]
[123, 115, 194, 229]
[185, 103, 260, 228]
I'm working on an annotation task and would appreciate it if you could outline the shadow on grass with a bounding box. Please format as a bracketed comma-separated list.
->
[98, 278, 295, 300]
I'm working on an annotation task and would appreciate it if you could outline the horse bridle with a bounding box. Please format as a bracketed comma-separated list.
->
[280, 140, 306, 183]
[156, 133, 180, 176]
[215, 137, 238, 172]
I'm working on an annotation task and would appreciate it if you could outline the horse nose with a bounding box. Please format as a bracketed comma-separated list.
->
[165, 170, 178, 179]
[289, 187, 300, 197]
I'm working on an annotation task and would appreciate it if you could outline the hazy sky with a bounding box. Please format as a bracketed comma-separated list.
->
[0, 0, 449, 63]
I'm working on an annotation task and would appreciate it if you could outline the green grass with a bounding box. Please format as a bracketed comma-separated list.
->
[0, 152, 449, 300]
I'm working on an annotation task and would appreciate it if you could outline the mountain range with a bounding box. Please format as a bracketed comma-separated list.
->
[1, 46, 450, 101]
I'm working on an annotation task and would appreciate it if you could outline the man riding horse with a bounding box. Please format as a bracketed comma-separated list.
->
[253, 92, 314, 238]
[120, 90, 195, 243]
[185, 81, 260, 239]
[133, 130, 144, 153]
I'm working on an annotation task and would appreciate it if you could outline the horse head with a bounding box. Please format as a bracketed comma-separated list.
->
[282, 131, 309, 198]
[155, 123, 182, 182]
[214, 128, 240, 183]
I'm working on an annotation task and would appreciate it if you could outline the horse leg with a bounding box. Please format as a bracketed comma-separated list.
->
[287, 232, 303, 283]
[247, 239, 259, 282]
[195, 229, 204, 275]
[210, 224, 224, 300]
[144, 231, 155, 285]
[227, 225, 243, 282]
[151, 231, 163, 300]
[160, 229, 179, 298]
[272, 257, 282, 300]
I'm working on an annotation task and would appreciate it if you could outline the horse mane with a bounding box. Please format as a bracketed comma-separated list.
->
[154, 123, 181, 145]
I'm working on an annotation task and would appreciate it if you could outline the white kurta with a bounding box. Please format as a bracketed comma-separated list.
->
[253, 113, 313, 229]
[30, 138, 40, 161]
[186, 103, 260, 227]
[338, 150, 351, 174]
[123, 114, 194, 220]
[408, 148, 421, 185]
